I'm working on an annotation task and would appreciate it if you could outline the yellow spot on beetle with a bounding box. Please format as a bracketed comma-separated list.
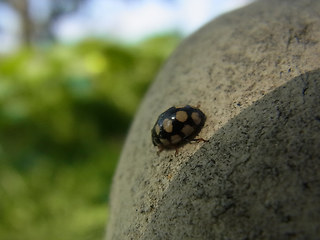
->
[171, 134, 182, 144]
[191, 112, 201, 125]
[160, 138, 170, 146]
[163, 118, 173, 133]
[176, 111, 188, 122]
[155, 124, 161, 135]
[181, 125, 194, 137]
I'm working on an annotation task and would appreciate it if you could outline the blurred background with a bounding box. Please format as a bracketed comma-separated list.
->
[0, 0, 253, 239]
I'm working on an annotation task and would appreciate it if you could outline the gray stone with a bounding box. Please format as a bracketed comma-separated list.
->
[106, 0, 320, 239]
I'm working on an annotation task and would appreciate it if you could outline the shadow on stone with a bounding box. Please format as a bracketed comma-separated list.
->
[144, 70, 320, 239]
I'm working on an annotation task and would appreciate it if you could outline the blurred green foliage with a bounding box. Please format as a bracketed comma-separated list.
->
[0, 35, 180, 240]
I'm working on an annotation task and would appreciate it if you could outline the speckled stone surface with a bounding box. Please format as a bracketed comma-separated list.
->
[106, 0, 320, 239]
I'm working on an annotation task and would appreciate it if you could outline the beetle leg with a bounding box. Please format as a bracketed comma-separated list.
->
[157, 146, 164, 156]
[190, 138, 209, 143]
[175, 148, 179, 156]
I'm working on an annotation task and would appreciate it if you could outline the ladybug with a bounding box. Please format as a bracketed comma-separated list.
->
[151, 105, 207, 154]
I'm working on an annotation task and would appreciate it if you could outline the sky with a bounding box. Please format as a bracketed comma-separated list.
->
[0, 0, 254, 53]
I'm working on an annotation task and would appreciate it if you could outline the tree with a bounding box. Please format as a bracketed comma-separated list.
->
[1, 0, 85, 45]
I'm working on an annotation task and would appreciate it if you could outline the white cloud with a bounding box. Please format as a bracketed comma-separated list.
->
[176, 0, 255, 34]
[0, 3, 21, 53]
[106, 1, 177, 41]
[52, 15, 90, 42]
[53, 0, 178, 42]
[1, 0, 255, 50]
[53, 0, 254, 43]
